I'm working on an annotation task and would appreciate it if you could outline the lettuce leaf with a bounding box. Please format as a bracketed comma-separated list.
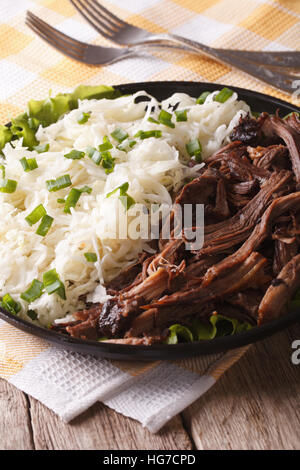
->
[166, 324, 194, 344]
[0, 85, 120, 152]
[10, 118, 38, 149]
[166, 314, 253, 344]
[0, 125, 12, 152]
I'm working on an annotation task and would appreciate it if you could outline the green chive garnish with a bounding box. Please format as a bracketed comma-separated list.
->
[57, 198, 65, 204]
[46, 175, 72, 192]
[117, 139, 136, 152]
[148, 117, 159, 124]
[134, 130, 162, 139]
[196, 91, 210, 104]
[1, 293, 21, 315]
[111, 127, 128, 143]
[186, 138, 202, 162]
[0, 165, 5, 178]
[90, 150, 102, 165]
[21, 279, 44, 303]
[77, 111, 91, 124]
[64, 188, 81, 214]
[86, 146, 97, 158]
[175, 109, 188, 122]
[106, 182, 135, 210]
[33, 143, 49, 153]
[214, 87, 234, 103]
[99, 136, 113, 152]
[27, 309, 38, 321]
[64, 150, 85, 160]
[158, 109, 175, 128]
[84, 252, 97, 262]
[79, 185, 92, 194]
[0, 179, 17, 193]
[43, 269, 66, 300]
[36, 214, 54, 237]
[25, 204, 46, 226]
[101, 151, 115, 174]
[20, 157, 38, 172]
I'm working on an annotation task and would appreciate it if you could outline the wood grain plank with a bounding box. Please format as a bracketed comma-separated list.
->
[183, 324, 300, 450]
[28, 398, 193, 450]
[0, 379, 34, 450]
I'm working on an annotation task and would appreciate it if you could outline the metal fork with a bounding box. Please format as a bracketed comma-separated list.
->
[26, 11, 298, 93]
[26, 11, 140, 64]
[70, 0, 300, 69]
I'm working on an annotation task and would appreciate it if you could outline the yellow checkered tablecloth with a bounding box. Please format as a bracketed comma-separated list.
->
[0, 0, 299, 125]
[0, 0, 299, 432]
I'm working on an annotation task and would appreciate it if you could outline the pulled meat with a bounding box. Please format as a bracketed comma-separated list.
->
[53, 111, 300, 342]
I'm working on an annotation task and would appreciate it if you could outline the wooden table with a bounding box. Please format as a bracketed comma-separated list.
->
[1, 322, 300, 450]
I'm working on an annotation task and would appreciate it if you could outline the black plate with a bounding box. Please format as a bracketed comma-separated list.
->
[0, 81, 299, 361]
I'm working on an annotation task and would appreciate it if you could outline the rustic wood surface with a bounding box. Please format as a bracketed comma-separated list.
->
[0, 323, 300, 450]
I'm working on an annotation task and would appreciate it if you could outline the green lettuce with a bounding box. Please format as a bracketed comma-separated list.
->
[166, 314, 252, 344]
[0, 85, 120, 152]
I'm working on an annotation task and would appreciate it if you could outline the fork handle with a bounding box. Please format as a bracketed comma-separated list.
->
[135, 33, 300, 68]
[134, 34, 297, 93]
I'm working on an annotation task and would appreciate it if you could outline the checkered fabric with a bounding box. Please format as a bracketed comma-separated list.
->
[0, 0, 299, 432]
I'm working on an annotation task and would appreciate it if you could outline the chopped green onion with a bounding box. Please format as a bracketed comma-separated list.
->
[186, 138, 202, 162]
[196, 91, 210, 104]
[175, 109, 188, 122]
[99, 136, 113, 152]
[1, 293, 21, 315]
[27, 309, 38, 321]
[77, 111, 91, 124]
[25, 204, 46, 226]
[0, 178, 17, 193]
[36, 214, 54, 237]
[85, 146, 97, 158]
[90, 150, 102, 165]
[134, 130, 162, 139]
[117, 139, 136, 152]
[46, 174, 72, 192]
[0, 164, 5, 178]
[21, 279, 44, 303]
[64, 149, 85, 160]
[111, 127, 128, 143]
[101, 151, 115, 174]
[147, 117, 159, 124]
[106, 182, 135, 210]
[84, 252, 97, 262]
[33, 143, 49, 153]
[57, 198, 65, 204]
[20, 157, 38, 172]
[214, 87, 234, 103]
[106, 182, 129, 198]
[158, 109, 175, 128]
[43, 269, 66, 300]
[64, 188, 81, 214]
[79, 185, 92, 194]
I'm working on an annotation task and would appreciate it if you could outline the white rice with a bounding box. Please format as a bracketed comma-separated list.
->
[0, 89, 250, 325]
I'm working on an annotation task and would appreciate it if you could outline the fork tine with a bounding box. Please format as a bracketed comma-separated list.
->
[26, 14, 86, 61]
[84, 0, 128, 28]
[27, 11, 87, 52]
[70, 0, 118, 39]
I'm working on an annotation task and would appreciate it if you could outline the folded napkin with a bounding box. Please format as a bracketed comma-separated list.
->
[0, 0, 298, 432]
[0, 319, 248, 431]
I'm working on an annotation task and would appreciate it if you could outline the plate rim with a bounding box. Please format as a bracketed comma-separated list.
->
[1, 80, 300, 360]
